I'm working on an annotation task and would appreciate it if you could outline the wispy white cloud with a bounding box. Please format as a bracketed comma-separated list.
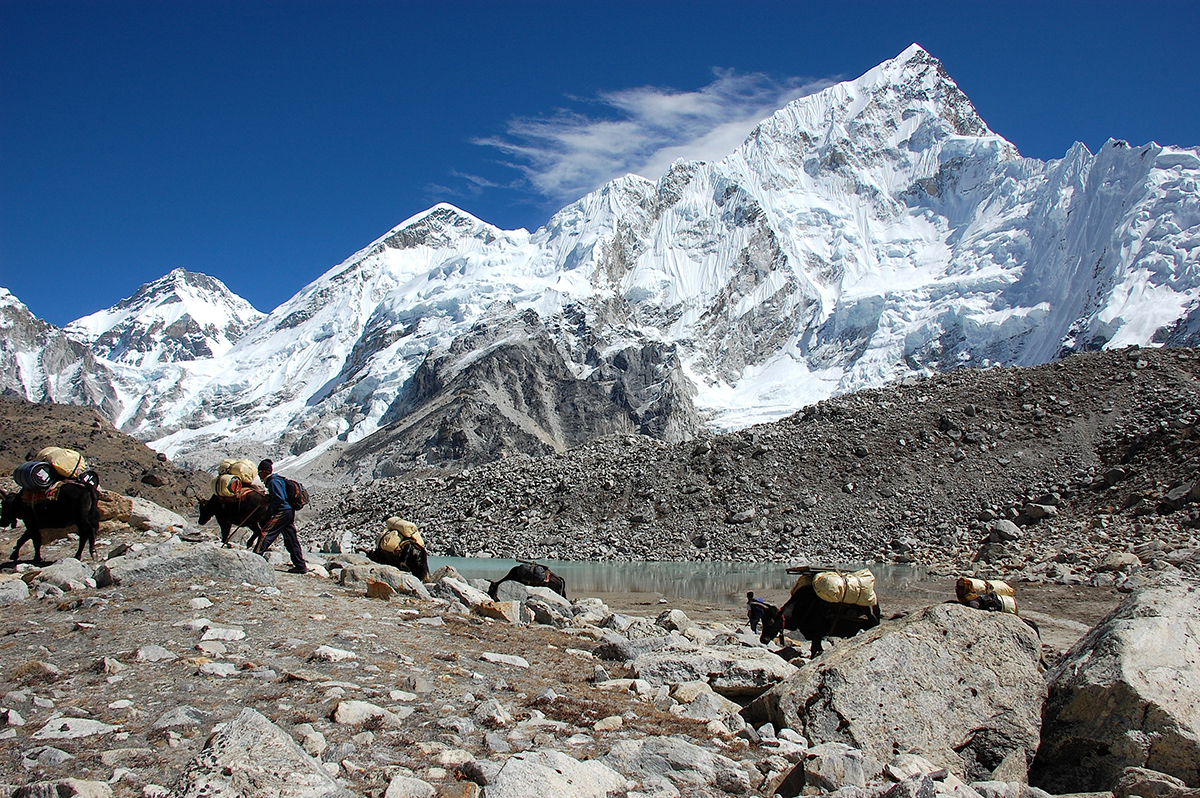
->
[475, 69, 835, 203]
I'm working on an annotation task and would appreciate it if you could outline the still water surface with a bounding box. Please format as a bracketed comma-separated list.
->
[427, 557, 927, 608]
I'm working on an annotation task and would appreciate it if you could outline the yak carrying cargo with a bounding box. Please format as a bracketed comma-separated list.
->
[380, 516, 424, 551]
[956, 576, 1018, 614]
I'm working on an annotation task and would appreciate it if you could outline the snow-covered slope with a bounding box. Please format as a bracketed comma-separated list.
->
[0, 288, 121, 418]
[63, 269, 264, 367]
[5, 44, 1199, 478]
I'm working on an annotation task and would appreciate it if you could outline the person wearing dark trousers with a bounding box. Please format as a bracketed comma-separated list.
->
[254, 459, 307, 574]
[746, 591, 769, 633]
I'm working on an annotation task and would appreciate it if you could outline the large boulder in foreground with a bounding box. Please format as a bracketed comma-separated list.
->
[180, 707, 353, 798]
[1029, 582, 1200, 793]
[631, 644, 798, 698]
[746, 603, 1045, 782]
[96, 539, 276, 587]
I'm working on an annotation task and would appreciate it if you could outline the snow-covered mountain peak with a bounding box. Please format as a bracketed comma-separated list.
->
[370, 203, 515, 254]
[6, 45, 1199, 482]
[63, 268, 264, 367]
[0, 286, 27, 315]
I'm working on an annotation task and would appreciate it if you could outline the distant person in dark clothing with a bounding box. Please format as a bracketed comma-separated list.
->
[747, 591, 769, 632]
[254, 459, 307, 574]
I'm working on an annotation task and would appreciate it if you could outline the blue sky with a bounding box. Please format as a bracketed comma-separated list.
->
[2, 1, 1197, 327]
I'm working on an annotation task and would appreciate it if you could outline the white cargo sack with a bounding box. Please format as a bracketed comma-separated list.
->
[812, 569, 878, 607]
[37, 446, 88, 479]
[218, 458, 257, 484]
[383, 516, 424, 550]
[956, 577, 1015, 602]
[211, 473, 243, 498]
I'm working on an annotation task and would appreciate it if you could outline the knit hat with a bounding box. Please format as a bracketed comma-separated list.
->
[257, 459, 273, 474]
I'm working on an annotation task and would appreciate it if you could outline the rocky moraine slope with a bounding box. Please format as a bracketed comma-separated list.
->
[312, 346, 1200, 586]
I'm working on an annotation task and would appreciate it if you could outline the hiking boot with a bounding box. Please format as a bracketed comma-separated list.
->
[287, 565, 308, 575]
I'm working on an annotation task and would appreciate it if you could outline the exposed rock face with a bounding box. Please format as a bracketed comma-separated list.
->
[63, 269, 264, 368]
[1030, 583, 1200, 792]
[179, 707, 354, 798]
[96, 539, 276, 587]
[602, 736, 755, 793]
[0, 289, 120, 420]
[747, 603, 1046, 782]
[332, 307, 699, 479]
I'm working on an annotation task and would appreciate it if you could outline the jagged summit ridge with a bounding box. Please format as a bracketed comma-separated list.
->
[3, 45, 1199, 481]
[63, 268, 264, 367]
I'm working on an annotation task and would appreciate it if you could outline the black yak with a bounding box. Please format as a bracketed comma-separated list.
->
[758, 582, 882, 657]
[367, 539, 430, 582]
[489, 561, 566, 599]
[198, 491, 270, 549]
[1, 483, 101, 564]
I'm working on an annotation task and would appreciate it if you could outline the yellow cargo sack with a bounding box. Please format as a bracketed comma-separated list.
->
[956, 577, 1015, 602]
[384, 516, 425, 549]
[812, 569, 878, 607]
[38, 446, 88, 479]
[218, 458, 258, 484]
[211, 473, 243, 498]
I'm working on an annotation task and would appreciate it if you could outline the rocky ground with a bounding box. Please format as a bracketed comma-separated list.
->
[0, 397, 208, 514]
[0, 517, 1194, 798]
[1, 348, 1199, 797]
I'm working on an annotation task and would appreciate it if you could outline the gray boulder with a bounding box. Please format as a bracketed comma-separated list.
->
[486, 749, 629, 797]
[96, 540, 276, 587]
[1029, 582, 1200, 793]
[593, 633, 680, 662]
[802, 742, 869, 792]
[632, 644, 797, 698]
[526, 585, 571, 610]
[128, 497, 188, 532]
[1113, 767, 1200, 798]
[178, 707, 354, 798]
[339, 564, 430, 599]
[383, 775, 435, 798]
[527, 597, 570, 627]
[603, 736, 753, 793]
[747, 603, 1045, 782]
[493, 580, 530, 603]
[0, 576, 30, 604]
[14, 780, 111, 798]
[432, 576, 491, 607]
[37, 558, 93, 591]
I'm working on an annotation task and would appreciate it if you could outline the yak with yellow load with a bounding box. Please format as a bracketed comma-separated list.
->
[758, 565, 883, 657]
